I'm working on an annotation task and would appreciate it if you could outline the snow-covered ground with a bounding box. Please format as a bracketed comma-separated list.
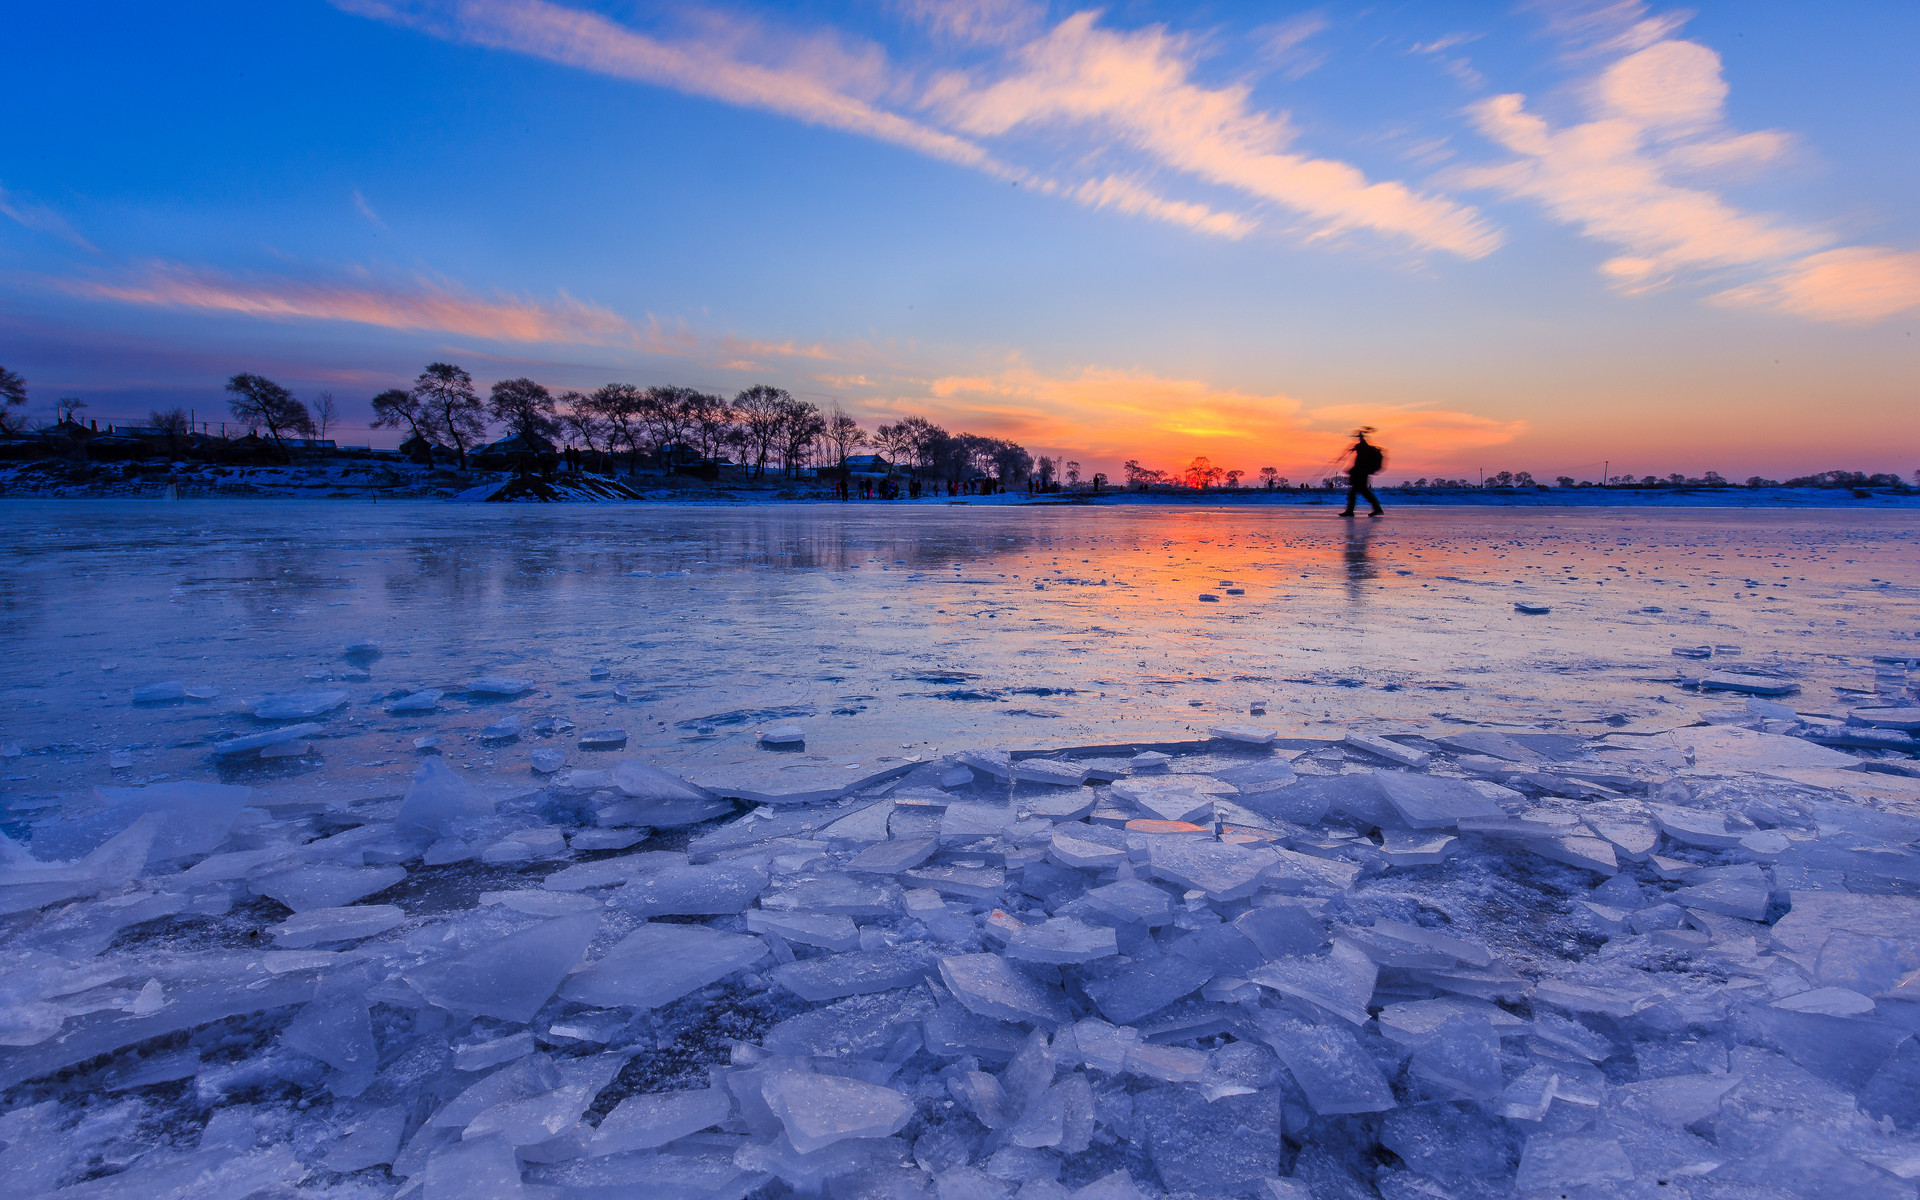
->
[3, 500, 1920, 1198]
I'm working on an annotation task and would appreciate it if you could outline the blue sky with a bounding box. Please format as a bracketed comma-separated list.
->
[2, 0, 1915, 481]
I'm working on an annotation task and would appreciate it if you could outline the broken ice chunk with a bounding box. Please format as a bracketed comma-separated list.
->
[252, 865, 405, 911]
[760, 725, 805, 747]
[396, 757, 494, 836]
[561, 921, 764, 1009]
[1131, 751, 1171, 772]
[1234, 901, 1327, 958]
[906, 862, 1006, 901]
[1083, 878, 1175, 927]
[1110, 778, 1220, 824]
[1673, 863, 1771, 920]
[616, 858, 767, 916]
[272, 904, 405, 948]
[956, 749, 1013, 780]
[1379, 829, 1455, 865]
[527, 748, 565, 776]
[1771, 986, 1876, 1016]
[1258, 1014, 1396, 1114]
[1209, 724, 1277, 746]
[210, 722, 323, 758]
[468, 676, 533, 697]
[578, 728, 627, 750]
[254, 689, 350, 720]
[480, 713, 522, 740]
[1373, 772, 1508, 829]
[940, 954, 1069, 1026]
[591, 1087, 731, 1154]
[1050, 833, 1126, 870]
[1647, 803, 1744, 850]
[454, 1031, 536, 1071]
[1246, 941, 1378, 1025]
[1004, 917, 1119, 966]
[387, 689, 444, 714]
[281, 972, 378, 1096]
[1011, 758, 1090, 786]
[1343, 732, 1431, 768]
[321, 1107, 407, 1173]
[846, 836, 937, 874]
[1377, 996, 1526, 1045]
[772, 947, 933, 1001]
[1513, 602, 1550, 615]
[1701, 671, 1795, 696]
[1515, 1133, 1633, 1191]
[1531, 978, 1646, 1019]
[131, 680, 188, 704]
[760, 1071, 914, 1153]
[410, 914, 602, 1021]
[1145, 838, 1277, 901]
[941, 802, 1020, 843]
[1082, 954, 1212, 1025]
[746, 909, 861, 952]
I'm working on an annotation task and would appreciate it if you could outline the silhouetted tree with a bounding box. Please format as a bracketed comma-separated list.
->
[370, 388, 434, 465]
[734, 385, 791, 477]
[312, 391, 340, 441]
[640, 385, 698, 467]
[826, 407, 865, 470]
[777, 395, 825, 475]
[872, 421, 915, 470]
[225, 373, 314, 454]
[1225, 469, 1243, 488]
[0, 365, 25, 434]
[589, 383, 645, 472]
[1259, 466, 1279, 488]
[146, 407, 189, 456]
[412, 362, 486, 468]
[1065, 460, 1081, 486]
[991, 440, 1033, 483]
[488, 377, 558, 442]
[558, 391, 604, 458]
[683, 390, 735, 463]
[1184, 456, 1221, 489]
[56, 396, 87, 425]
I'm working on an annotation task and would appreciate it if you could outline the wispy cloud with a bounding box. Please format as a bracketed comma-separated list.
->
[1458, 14, 1920, 321]
[0, 184, 98, 252]
[351, 188, 387, 229]
[65, 262, 637, 345]
[335, 0, 1496, 255]
[1710, 247, 1920, 324]
[925, 12, 1501, 257]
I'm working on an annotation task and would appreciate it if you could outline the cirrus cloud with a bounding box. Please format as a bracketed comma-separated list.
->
[64, 262, 637, 344]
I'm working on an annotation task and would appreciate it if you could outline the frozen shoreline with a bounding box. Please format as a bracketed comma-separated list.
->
[3, 459, 1918, 508]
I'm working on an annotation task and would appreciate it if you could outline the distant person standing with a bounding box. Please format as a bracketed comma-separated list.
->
[1340, 428, 1386, 517]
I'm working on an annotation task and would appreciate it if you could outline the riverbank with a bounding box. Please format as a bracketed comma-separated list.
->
[2, 456, 1916, 508]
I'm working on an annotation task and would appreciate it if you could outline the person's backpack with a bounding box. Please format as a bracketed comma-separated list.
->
[1355, 441, 1385, 475]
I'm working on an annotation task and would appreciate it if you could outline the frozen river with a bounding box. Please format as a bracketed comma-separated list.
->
[5, 500, 1917, 807]
[5, 498, 1920, 1200]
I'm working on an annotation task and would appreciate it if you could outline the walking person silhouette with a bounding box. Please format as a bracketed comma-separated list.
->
[1340, 427, 1386, 517]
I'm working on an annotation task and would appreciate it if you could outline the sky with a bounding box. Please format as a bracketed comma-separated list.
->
[1, 0, 1916, 483]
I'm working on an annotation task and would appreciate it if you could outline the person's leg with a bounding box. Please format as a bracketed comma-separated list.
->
[1361, 478, 1383, 515]
[1341, 481, 1358, 515]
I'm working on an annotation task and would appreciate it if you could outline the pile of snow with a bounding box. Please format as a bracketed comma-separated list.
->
[6, 722, 1920, 1197]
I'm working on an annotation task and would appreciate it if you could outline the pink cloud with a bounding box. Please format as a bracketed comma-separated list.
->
[929, 12, 1501, 257]
[66, 262, 635, 344]
[1711, 247, 1920, 324]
